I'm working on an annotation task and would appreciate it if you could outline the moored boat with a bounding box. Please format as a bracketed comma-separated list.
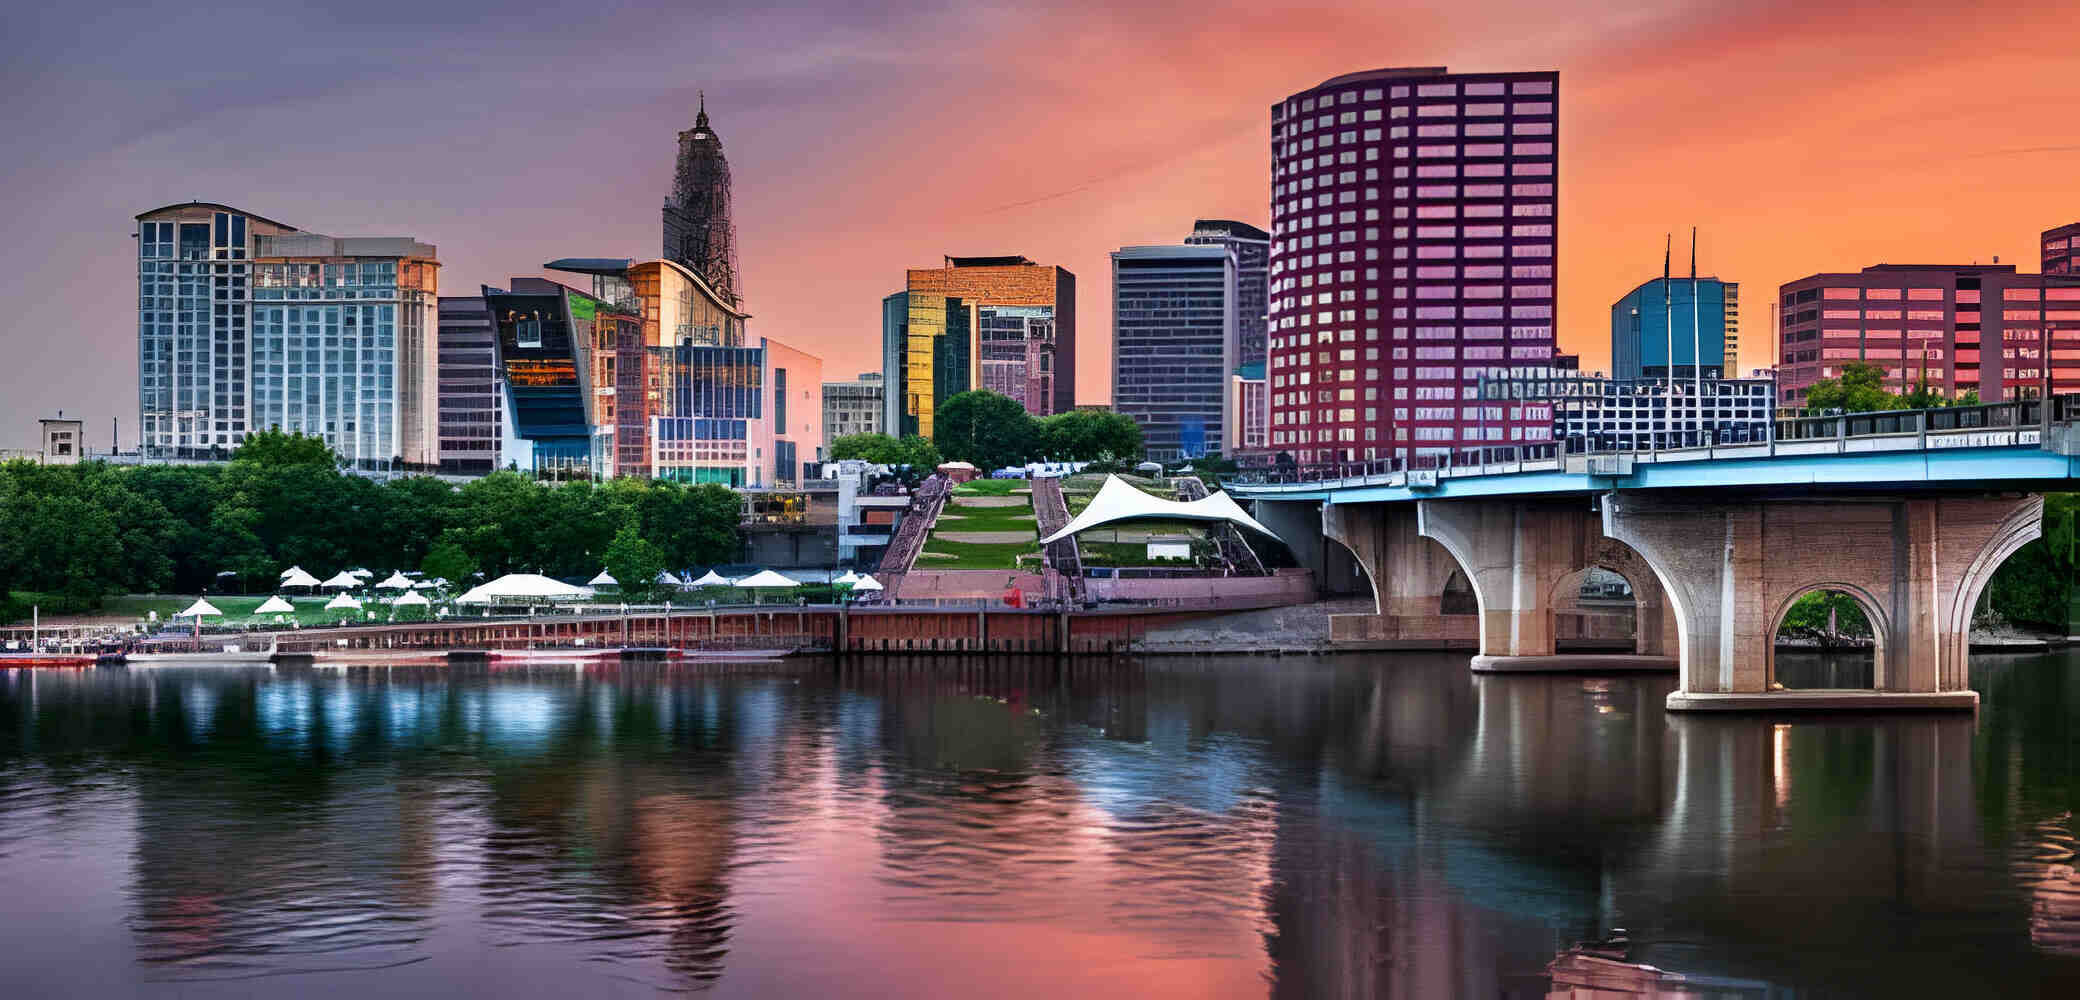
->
[0, 653, 97, 668]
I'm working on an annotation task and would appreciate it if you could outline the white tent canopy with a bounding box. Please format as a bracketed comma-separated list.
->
[254, 595, 295, 614]
[850, 575, 884, 592]
[1039, 474, 1280, 545]
[588, 569, 618, 587]
[391, 591, 430, 607]
[833, 570, 861, 586]
[655, 570, 684, 587]
[177, 598, 223, 618]
[375, 571, 414, 590]
[278, 565, 307, 579]
[691, 570, 732, 587]
[320, 571, 361, 590]
[735, 569, 798, 588]
[453, 573, 593, 605]
[279, 567, 321, 589]
[348, 568, 374, 579]
[413, 580, 441, 590]
[324, 593, 362, 610]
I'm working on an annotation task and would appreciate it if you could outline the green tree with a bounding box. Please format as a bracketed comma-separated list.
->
[831, 432, 942, 469]
[232, 428, 339, 468]
[602, 522, 667, 600]
[1802, 361, 1906, 414]
[934, 390, 1034, 472]
[1956, 389, 1982, 406]
[420, 541, 477, 590]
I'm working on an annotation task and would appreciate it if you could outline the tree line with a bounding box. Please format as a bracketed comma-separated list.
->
[831, 390, 1145, 475]
[0, 430, 741, 616]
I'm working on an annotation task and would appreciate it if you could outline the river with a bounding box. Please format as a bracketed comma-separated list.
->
[1, 651, 2076, 997]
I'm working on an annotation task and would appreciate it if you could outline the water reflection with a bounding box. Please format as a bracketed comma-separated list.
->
[0, 653, 2077, 996]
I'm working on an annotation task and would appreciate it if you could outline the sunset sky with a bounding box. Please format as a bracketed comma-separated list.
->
[3, 0, 2076, 450]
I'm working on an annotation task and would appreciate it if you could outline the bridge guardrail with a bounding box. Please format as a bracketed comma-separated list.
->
[1222, 394, 2073, 491]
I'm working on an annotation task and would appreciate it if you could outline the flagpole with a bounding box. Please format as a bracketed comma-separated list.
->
[1691, 226, 1702, 444]
[1663, 234, 1673, 449]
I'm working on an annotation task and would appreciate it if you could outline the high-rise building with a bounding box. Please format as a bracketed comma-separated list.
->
[135, 202, 440, 465]
[661, 94, 742, 308]
[435, 295, 502, 476]
[1110, 244, 1234, 460]
[1184, 219, 1270, 368]
[884, 256, 1076, 438]
[880, 292, 907, 437]
[822, 373, 884, 452]
[1776, 264, 2080, 406]
[2045, 221, 2080, 275]
[1609, 277, 1736, 380]
[1265, 67, 1560, 464]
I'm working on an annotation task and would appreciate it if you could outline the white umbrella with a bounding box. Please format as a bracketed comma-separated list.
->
[588, 569, 618, 587]
[279, 567, 321, 589]
[392, 591, 430, 607]
[324, 593, 362, 610]
[177, 598, 223, 618]
[320, 571, 360, 590]
[691, 570, 732, 588]
[735, 569, 798, 589]
[254, 595, 295, 614]
[375, 571, 414, 590]
[850, 575, 884, 592]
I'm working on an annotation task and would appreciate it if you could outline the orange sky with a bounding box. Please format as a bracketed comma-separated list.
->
[697, 0, 2080, 399]
[3, 1, 2077, 446]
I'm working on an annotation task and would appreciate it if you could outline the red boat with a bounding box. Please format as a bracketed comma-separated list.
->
[0, 654, 97, 668]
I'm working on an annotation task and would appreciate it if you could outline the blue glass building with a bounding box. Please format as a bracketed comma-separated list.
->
[1610, 277, 1735, 380]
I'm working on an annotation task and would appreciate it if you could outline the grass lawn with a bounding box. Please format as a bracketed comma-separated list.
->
[916, 538, 1042, 570]
[951, 478, 1029, 496]
[937, 501, 1038, 531]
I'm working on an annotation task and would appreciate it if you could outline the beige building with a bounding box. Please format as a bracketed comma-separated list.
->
[39, 417, 85, 464]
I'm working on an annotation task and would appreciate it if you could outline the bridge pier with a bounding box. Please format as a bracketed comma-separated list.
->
[1603, 493, 2042, 711]
[1412, 498, 1675, 671]
[1321, 501, 1477, 645]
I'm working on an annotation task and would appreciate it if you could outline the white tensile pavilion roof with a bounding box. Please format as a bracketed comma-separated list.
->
[1039, 475, 1279, 545]
[453, 573, 593, 605]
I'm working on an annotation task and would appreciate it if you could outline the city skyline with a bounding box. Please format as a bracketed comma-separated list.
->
[5, 0, 2080, 449]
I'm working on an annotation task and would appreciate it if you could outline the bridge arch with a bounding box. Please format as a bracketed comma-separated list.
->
[1766, 582, 1891, 690]
[1545, 561, 1665, 656]
[1941, 495, 2044, 689]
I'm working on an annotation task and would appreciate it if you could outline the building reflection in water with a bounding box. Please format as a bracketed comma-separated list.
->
[4, 651, 2080, 996]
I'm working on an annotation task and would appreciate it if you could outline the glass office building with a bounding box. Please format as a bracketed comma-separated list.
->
[1609, 277, 1735, 381]
[436, 295, 501, 476]
[1111, 244, 1235, 460]
[137, 202, 439, 465]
